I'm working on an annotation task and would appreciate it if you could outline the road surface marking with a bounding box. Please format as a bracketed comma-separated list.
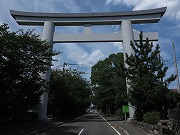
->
[78, 128, 84, 135]
[99, 114, 111, 125]
[111, 126, 122, 135]
[99, 114, 122, 135]
[114, 123, 130, 135]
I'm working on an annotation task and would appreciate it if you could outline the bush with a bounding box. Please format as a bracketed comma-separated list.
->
[116, 108, 124, 117]
[143, 111, 160, 125]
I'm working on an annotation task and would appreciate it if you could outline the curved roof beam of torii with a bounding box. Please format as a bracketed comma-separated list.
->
[10, 7, 166, 26]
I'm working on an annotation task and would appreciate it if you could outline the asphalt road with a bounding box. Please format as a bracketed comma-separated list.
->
[41, 113, 122, 135]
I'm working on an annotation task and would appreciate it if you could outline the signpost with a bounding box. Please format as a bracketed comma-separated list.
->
[122, 105, 129, 121]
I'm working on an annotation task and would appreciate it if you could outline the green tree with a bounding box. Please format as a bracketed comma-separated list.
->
[0, 24, 56, 123]
[48, 68, 91, 119]
[166, 91, 180, 110]
[143, 111, 160, 125]
[91, 53, 127, 115]
[125, 32, 176, 121]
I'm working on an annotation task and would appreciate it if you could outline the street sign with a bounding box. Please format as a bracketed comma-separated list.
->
[122, 105, 129, 113]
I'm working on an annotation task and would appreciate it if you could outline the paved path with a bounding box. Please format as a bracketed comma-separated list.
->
[39, 113, 149, 135]
[40, 113, 122, 135]
[1, 113, 149, 135]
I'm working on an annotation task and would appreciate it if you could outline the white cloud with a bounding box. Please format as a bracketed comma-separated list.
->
[92, 8, 97, 12]
[112, 25, 120, 32]
[106, 0, 139, 6]
[85, 50, 105, 66]
[161, 51, 172, 62]
[158, 37, 173, 59]
[106, 0, 180, 19]
[60, 43, 105, 67]
[112, 42, 123, 50]
[0, 0, 81, 30]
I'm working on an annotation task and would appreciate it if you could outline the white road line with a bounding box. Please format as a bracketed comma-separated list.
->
[99, 114, 111, 125]
[78, 128, 84, 135]
[114, 123, 130, 135]
[99, 114, 121, 135]
[111, 126, 122, 135]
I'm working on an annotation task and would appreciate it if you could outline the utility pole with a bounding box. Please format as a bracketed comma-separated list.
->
[172, 42, 180, 93]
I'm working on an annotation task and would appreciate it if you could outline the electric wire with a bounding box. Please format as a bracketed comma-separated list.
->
[168, 57, 180, 68]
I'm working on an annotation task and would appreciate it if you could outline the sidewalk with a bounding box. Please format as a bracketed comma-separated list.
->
[102, 115, 149, 135]
[114, 121, 149, 135]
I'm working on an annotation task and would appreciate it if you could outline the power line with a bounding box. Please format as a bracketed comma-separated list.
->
[168, 56, 180, 68]
[52, 62, 83, 69]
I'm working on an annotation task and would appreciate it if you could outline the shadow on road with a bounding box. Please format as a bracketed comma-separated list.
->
[42, 125, 80, 135]
[74, 114, 104, 122]
[72, 113, 119, 123]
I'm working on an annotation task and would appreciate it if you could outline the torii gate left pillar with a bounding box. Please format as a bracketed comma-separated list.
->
[36, 21, 55, 119]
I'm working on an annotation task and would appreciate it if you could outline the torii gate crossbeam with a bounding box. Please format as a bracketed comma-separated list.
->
[10, 7, 166, 120]
[40, 31, 158, 43]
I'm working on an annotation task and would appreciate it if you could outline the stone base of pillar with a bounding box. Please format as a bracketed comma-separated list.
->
[129, 104, 135, 119]
[36, 92, 48, 120]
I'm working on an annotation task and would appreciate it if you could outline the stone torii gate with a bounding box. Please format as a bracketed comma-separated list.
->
[10, 7, 166, 120]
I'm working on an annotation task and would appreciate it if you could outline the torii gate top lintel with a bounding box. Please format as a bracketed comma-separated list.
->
[10, 7, 166, 26]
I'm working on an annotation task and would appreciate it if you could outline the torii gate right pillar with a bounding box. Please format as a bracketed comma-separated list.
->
[121, 20, 135, 118]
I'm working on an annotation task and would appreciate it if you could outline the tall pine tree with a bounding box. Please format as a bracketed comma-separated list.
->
[125, 32, 176, 121]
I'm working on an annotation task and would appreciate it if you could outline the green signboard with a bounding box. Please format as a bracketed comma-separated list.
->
[122, 105, 129, 113]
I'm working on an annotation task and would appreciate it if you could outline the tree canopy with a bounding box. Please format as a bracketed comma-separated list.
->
[91, 53, 127, 115]
[48, 68, 91, 118]
[0, 24, 57, 123]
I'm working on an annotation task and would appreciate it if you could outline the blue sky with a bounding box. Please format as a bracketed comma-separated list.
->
[0, 0, 180, 89]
